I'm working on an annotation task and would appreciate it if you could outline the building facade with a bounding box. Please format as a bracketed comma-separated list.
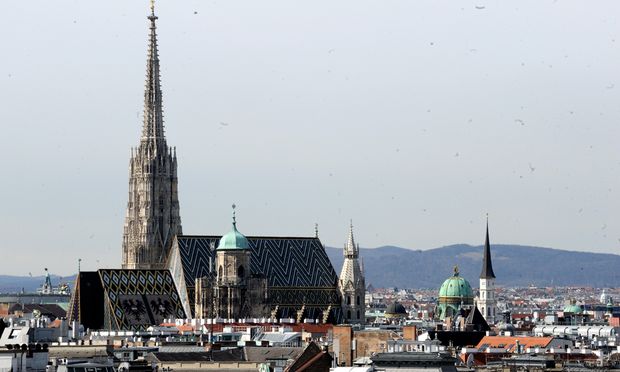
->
[122, 5, 182, 270]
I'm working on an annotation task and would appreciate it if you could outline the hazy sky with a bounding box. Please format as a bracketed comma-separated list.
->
[1, 1, 619, 276]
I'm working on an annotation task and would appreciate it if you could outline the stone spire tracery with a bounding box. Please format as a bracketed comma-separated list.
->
[141, 3, 165, 150]
[122, 3, 182, 270]
[338, 221, 366, 324]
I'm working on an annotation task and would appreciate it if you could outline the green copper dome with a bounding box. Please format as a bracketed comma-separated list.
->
[436, 266, 474, 320]
[438, 267, 474, 299]
[563, 299, 583, 314]
[218, 206, 249, 250]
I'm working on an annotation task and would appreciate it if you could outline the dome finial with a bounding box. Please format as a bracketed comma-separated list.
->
[150, 0, 155, 16]
[453, 265, 459, 276]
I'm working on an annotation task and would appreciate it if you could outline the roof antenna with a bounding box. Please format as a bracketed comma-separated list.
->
[314, 223, 319, 238]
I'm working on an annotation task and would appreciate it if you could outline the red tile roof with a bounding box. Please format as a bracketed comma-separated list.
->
[475, 336, 554, 352]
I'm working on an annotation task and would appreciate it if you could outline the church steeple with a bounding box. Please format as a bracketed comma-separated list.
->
[480, 216, 496, 279]
[141, 0, 166, 151]
[477, 215, 497, 324]
[122, 2, 182, 270]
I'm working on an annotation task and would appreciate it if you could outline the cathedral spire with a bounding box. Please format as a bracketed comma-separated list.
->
[122, 2, 182, 270]
[141, 0, 166, 149]
[480, 215, 496, 279]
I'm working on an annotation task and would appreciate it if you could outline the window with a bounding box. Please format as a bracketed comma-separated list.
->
[238, 265, 245, 279]
[218, 265, 223, 278]
[356, 296, 360, 305]
[347, 296, 351, 305]
[347, 310, 351, 319]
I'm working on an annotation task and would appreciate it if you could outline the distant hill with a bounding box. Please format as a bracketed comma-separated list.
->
[325, 244, 620, 288]
[1, 245, 618, 292]
[0, 275, 76, 293]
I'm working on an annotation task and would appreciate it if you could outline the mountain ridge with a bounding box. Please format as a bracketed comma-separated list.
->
[1, 244, 618, 292]
[325, 244, 620, 288]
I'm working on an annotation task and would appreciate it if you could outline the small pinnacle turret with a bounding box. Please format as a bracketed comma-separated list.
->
[344, 220, 358, 258]
[338, 220, 366, 324]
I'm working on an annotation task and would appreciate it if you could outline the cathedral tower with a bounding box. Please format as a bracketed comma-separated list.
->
[122, 3, 182, 269]
[213, 206, 268, 319]
[477, 217, 497, 324]
[338, 221, 366, 324]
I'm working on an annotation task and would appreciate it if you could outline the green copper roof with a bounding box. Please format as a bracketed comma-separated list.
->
[218, 206, 249, 250]
[438, 266, 474, 299]
[563, 300, 583, 314]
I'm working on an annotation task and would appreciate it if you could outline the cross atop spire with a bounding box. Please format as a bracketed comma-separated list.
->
[480, 215, 496, 279]
[141, 0, 166, 152]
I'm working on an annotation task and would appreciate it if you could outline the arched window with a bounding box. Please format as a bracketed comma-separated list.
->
[218, 265, 223, 278]
[347, 296, 351, 305]
[357, 296, 360, 305]
[357, 310, 360, 319]
[347, 310, 351, 319]
[238, 265, 245, 279]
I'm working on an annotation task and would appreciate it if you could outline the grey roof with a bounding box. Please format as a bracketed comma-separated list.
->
[371, 352, 456, 366]
[149, 347, 304, 363]
[243, 346, 304, 362]
[256, 332, 300, 344]
[158, 345, 208, 353]
[8, 303, 66, 319]
[148, 352, 213, 362]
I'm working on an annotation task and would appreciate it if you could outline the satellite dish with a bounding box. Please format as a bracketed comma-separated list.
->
[467, 353, 474, 368]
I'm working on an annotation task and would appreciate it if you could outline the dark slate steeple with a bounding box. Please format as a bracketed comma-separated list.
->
[480, 217, 496, 279]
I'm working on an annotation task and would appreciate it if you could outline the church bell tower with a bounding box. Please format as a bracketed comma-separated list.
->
[122, 2, 182, 269]
[477, 217, 497, 324]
